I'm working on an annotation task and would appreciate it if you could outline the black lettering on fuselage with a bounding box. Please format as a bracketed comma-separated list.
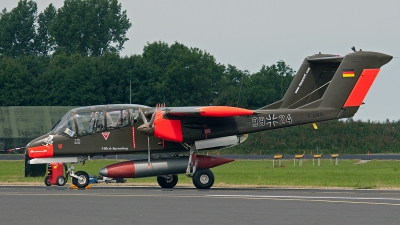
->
[308, 113, 323, 118]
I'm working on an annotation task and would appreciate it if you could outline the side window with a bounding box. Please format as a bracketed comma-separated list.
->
[87, 111, 104, 133]
[74, 112, 93, 136]
[106, 109, 130, 129]
[129, 109, 139, 125]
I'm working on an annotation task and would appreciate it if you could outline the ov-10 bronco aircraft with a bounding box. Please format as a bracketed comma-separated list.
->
[26, 48, 392, 189]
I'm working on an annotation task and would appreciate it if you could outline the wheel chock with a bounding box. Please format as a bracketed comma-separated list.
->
[70, 184, 91, 190]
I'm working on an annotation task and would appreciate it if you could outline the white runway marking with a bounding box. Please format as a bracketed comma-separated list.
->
[208, 194, 400, 201]
[206, 194, 400, 206]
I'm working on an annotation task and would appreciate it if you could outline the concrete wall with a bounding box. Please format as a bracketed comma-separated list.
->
[0, 106, 75, 151]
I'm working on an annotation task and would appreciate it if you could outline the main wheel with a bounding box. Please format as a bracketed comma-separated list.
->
[56, 176, 66, 186]
[44, 176, 51, 186]
[72, 171, 89, 188]
[192, 169, 214, 189]
[157, 175, 178, 188]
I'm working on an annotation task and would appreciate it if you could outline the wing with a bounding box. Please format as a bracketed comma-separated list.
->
[164, 106, 257, 117]
[138, 106, 257, 143]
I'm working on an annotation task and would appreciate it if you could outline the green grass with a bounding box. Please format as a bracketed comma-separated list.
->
[1, 159, 400, 189]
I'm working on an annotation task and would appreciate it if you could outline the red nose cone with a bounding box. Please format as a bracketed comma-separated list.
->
[100, 161, 135, 178]
[27, 144, 54, 158]
[197, 155, 234, 169]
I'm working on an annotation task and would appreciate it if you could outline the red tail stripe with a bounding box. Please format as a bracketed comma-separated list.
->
[344, 68, 380, 107]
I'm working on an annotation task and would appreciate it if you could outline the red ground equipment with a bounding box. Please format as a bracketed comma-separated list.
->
[44, 163, 67, 186]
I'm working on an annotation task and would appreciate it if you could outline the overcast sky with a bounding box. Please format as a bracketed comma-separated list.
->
[3, 0, 399, 121]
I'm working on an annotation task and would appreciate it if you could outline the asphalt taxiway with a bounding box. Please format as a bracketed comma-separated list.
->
[1, 186, 399, 225]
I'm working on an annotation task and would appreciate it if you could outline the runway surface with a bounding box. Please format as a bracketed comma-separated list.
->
[1, 186, 400, 225]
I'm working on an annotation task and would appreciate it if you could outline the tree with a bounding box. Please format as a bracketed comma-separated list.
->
[134, 41, 225, 106]
[213, 65, 250, 107]
[50, 0, 131, 56]
[35, 53, 108, 105]
[0, 57, 34, 105]
[36, 4, 57, 57]
[245, 61, 294, 109]
[0, 0, 37, 57]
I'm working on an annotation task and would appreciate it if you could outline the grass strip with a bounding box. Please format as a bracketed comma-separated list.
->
[1, 159, 400, 189]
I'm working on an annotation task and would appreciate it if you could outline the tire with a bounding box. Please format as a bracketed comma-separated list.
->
[157, 175, 178, 188]
[56, 176, 66, 186]
[192, 169, 214, 189]
[44, 176, 51, 186]
[72, 171, 89, 188]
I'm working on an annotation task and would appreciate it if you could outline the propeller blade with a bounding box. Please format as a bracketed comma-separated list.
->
[138, 108, 148, 124]
[148, 105, 158, 127]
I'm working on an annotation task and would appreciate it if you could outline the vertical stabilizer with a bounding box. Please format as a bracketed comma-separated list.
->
[260, 50, 392, 119]
[319, 51, 392, 118]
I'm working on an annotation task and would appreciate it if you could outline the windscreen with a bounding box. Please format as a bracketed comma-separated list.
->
[51, 112, 76, 137]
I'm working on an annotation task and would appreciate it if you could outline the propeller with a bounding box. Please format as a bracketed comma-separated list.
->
[138, 105, 159, 169]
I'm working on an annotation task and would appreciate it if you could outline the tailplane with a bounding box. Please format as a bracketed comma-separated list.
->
[261, 49, 392, 119]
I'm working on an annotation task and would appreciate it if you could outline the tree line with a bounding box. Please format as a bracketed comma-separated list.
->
[0, 0, 294, 107]
[0, 41, 295, 107]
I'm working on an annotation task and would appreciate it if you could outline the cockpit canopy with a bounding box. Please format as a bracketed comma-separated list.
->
[51, 104, 150, 137]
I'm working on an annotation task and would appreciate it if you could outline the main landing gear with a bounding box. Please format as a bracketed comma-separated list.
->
[153, 144, 216, 189]
[192, 168, 214, 189]
[157, 174, 179, 188]
[156, 169, 215, 189]
[183, 143, 215, 189]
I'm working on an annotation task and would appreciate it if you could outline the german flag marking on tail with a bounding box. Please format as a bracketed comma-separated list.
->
[342, 69, 355, 78]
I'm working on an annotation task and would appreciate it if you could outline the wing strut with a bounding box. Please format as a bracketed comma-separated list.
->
[139, 108, 152, 169]
[139, 105, 159, 169]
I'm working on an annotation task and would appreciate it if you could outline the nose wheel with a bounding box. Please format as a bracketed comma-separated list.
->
[66, 157, 91, 188]
[72, 171, 89, 188]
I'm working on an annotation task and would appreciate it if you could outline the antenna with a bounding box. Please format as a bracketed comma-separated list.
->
[129, 58, 132, 104]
